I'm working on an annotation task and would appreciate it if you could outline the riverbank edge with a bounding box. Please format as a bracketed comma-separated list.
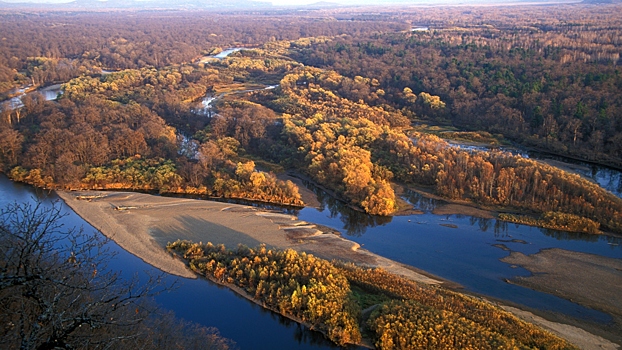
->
[422, 122, 622, 172]
[403, 184, 622, 238]
[56, 191, 198, 279]
[54, 189, 620, 349]
[167, 248, 377, 349]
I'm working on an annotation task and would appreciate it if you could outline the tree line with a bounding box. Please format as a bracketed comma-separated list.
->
[253, 67, 622, 232]
[168, 240, 575, 349]
[289, 4, 622, 168]
[1, 60, 303, 206]
[0, 11, 405, 98]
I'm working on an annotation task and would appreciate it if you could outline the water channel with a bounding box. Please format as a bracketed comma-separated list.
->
[299, 187, 621, 324]
[3, 84, 63, 110]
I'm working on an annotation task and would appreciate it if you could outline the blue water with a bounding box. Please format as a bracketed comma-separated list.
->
[0, 175, 341, 350]
[298, 189, 621, 324]
[3, 171, 621, 345]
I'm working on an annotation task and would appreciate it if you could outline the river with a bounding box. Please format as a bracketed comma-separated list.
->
[294, 141, 622, 325]
[298, 187, 621, 324]
[2, 160, 621, 348]
[3, 84, 63, 110]
[0, 175, 343, 350]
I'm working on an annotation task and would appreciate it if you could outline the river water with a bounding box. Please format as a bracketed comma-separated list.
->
[295, 141, 622, 324]
[298, 188, 621, 324]
[3, 162, 621, 348]
[3, 84, 63, 110]
[0, 175, 342, 350]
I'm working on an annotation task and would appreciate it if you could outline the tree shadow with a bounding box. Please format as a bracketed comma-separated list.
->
[150, 215, 262, 249]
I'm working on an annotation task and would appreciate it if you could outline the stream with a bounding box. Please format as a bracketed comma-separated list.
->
[2, 84, 63, 110]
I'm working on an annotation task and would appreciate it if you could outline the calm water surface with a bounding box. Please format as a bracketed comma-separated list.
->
[297, 186, 621, 324]
[0, 175, 342, 350]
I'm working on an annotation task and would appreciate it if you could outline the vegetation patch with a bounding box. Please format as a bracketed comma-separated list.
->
[499, 212, 601, 234]
[168, 240, 576, 349]
[437, 131, 503, 145]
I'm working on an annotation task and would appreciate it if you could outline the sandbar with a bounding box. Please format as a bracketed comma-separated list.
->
[57, 190, 441, 285]
[502, 248, 622, 346]
[57, 190, 620, 349]
[502, 249, 622, 319]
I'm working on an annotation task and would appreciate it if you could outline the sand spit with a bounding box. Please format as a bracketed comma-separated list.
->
[502, 249, 622, 321]
[501, 306, 619, 350]
[432, 203, 494, 219]
[57, 190, 619, 348]
[57, 190, 441, 285]
[502, 248, 622, 348]
[57, 191, 197, 279]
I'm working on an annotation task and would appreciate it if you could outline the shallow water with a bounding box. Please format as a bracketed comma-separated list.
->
[297, 187, 621, 325]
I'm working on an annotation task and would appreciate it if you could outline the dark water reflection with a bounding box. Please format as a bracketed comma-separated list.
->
[310, 182, 392, 236]
[0, 176, 346, 350]
[401, 189, 446, 212]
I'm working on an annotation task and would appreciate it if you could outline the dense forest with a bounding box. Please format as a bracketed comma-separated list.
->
[2, 7, 622, 232]
[289, 5, 622, 168]
[2, 59, 304, 206]
[168, 240, 575, 349]
[252, 67, 622, 231]
[0, 11, 404, 95]
[1, 5, 622, 349]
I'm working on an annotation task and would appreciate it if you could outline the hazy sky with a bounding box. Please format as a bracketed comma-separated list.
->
[1, 0, 314, 4]
[0, 0, 343, 5]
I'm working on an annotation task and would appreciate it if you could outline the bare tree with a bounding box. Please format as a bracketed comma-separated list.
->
[0, 200, 166, 349]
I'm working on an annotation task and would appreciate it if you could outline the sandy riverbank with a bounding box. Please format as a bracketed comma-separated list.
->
[502, 248, 622, 346]
[57, 190, 621, 349]
[57, 190, 441, 284]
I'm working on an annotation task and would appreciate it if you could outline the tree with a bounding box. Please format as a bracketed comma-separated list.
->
[0, 200, 196, 350]
[0, 128, 24, 170]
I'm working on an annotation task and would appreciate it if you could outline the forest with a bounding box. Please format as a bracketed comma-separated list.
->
[168, 240, 575, 349]
[1, 6, 622, 228]
[290, 5, 622, 168]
